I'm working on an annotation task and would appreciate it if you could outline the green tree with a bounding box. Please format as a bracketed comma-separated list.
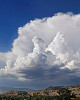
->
[57, 88, 76, 100]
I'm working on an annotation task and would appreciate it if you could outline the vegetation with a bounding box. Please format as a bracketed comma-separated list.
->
[0, 88, 79, 100]
[0, 95, 80, 100]
[57, 88, 76, 100]
[0, 95, 60, 100]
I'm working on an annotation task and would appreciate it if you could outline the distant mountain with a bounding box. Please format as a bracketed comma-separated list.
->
[0, 86, 34, 93]
[46, 86, 64, 90]
[1, 84, 80, 94]
[46, 84, 80, 90]
[71, 84, 80, 88]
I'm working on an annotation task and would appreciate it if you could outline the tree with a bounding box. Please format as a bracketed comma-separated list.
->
[57, 88, 76, 100]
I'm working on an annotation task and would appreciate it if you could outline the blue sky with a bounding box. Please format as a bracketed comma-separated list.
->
[0, 0, 80, 52]
[0, 0, 80, 89]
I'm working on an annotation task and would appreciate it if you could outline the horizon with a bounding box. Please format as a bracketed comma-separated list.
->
[0, 0, 80, 89]
[0, 83, 80, 90]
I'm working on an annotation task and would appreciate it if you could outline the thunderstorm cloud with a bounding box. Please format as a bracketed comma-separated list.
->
[0, 13, 80, 88]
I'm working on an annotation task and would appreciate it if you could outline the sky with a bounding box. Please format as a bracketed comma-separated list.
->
[0, 0, 80, 89]
[0, 0, 80, 52]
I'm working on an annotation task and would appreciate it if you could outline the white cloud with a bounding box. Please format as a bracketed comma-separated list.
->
[32, 36, 45, 54]
[0, 13, 80, 88]
[46, 32, 69, 62]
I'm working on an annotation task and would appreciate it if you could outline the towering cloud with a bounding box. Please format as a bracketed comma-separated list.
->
[46, 32, 69, 62]
[0, 13, 80, 88]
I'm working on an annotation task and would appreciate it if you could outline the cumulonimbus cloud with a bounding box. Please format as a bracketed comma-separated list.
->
[0, 12, 80, 88]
